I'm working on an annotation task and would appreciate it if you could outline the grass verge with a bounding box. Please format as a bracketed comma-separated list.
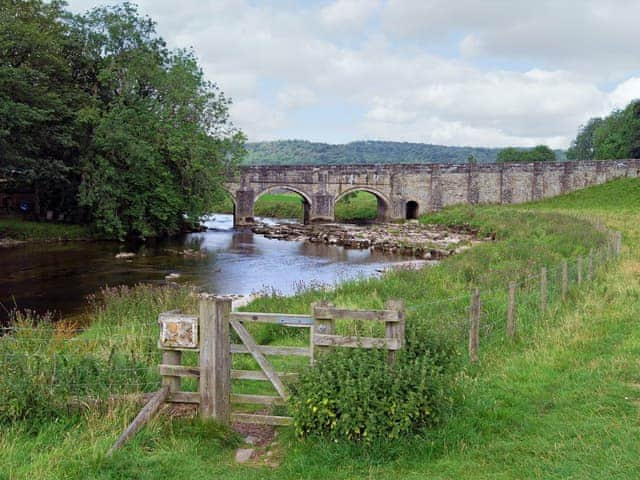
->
[0, 216, 90, 242]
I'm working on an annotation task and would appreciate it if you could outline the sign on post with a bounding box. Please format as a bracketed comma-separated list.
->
[158, 313, 199, 349]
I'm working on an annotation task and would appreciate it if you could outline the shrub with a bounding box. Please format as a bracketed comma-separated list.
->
[289, 329, 459, 441]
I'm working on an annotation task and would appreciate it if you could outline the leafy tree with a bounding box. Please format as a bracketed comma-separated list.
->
[592, 100, 640, 160]
[566, 117, 603, 160]
[75, 4, 245, 240]
[0, 0, 88, 218]
[1, 1, 244, 239]
[496, 145, 556, 163]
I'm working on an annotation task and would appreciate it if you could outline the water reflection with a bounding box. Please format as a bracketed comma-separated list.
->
[0, 214, 408, 320]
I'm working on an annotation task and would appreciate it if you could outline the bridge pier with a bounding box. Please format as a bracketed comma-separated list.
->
[310, 193, 334, 223]
[234, 189, 255, 226]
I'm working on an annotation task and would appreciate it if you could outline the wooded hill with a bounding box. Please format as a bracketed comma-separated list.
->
[245, 140, 567, 165]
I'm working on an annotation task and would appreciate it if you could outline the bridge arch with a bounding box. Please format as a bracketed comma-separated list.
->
[335, 187, 391, 222]
[405, 200, 419, 219]
[254, 185, 313, 224]
[212, 188, 236, 217]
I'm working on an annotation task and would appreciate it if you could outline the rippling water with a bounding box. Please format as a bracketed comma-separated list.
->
[0, 214, 409, 320]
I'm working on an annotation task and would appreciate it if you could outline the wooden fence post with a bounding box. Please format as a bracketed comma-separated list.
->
[561, 260, 568, 301]
[507, 282, 516, 341]
[540, 267, 547, 312]
[385, 300, 405, 364]
[199, 296, 231, 424]
[615, 231, 622, 256]
[469, 289, 480, 363]
[577, 257, 583, 285]
[311, 301, 335, 362]
[588, 249, 594, 281]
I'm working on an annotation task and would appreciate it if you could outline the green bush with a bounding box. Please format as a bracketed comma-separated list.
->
[289, 330, 458, 441]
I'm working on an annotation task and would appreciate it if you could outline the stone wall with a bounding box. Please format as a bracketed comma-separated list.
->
[225, 160, 640, 225]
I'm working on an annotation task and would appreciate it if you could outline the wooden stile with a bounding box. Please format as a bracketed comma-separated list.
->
[159, 364, 199, 378]
[161, 350, 182, 392]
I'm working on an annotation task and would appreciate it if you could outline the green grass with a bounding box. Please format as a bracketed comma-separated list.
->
[212, 191, 378, 222]
[0, 217, 90, 242]
[2, 178, 640, 478]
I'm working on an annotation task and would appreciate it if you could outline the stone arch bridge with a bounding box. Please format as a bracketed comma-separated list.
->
[224, 160, 640, 226]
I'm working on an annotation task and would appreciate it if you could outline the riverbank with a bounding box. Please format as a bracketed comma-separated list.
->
[2, 178, 640, 478]
[0, 217, 91, 246]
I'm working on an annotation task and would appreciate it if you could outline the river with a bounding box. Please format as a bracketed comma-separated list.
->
[0, 214, 410, 321]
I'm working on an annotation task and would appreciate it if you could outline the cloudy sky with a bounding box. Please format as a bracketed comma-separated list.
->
[66, 0, 640, 148]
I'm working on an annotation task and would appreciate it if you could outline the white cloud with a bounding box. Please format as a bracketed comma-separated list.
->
[230, 98, 285, 141]
[277, 86, 318, 109]
[607, 77, 640, 112]
[64, 0, 640, 148]
[383, 0, 640, 81]
[320, 0, 380, 30]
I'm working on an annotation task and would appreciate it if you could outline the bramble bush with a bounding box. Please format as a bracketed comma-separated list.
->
[289, 328, 459, 441]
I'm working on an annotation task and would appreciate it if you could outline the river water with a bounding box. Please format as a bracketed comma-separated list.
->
[0, 214, 409, 321]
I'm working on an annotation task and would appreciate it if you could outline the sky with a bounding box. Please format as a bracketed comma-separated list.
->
[66, 0, 640, 148]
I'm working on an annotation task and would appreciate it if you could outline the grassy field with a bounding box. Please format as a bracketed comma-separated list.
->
[212, 191, 378, 222]
[1, 178, 640, 478]
[0, 216, 90, 242]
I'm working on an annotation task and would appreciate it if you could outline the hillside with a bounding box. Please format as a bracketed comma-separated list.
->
[244, 140, 567, 165]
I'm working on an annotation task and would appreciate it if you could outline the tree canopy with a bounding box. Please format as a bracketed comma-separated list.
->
[0, 1, 245, 240]
[244, 140, 566, 166]
[566, 100, 640, 161]
[496, 145, 556, 163]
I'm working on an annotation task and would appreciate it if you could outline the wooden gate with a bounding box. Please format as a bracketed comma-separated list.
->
[227, 310, 314, 426]
[109, 295, 406, 454]
[156, 296, 405, 427]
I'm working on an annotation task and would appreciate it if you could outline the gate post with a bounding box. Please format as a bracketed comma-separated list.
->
[199, 296, 231, 424]
[311, 301, 335, 362]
